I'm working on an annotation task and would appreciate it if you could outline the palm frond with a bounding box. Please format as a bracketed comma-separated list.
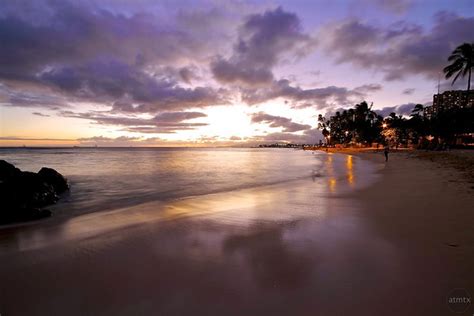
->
[462, 65, 470, 76]
[444, 60, 465, 78]
[451, 69, 463, 85]
[448, 54, 465, 62]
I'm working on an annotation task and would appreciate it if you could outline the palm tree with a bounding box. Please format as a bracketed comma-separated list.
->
[411, 104, 424, 116]
[443, 42, 474, 92]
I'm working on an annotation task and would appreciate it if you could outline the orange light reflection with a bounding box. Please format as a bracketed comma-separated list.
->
[346, 155, 354, 186]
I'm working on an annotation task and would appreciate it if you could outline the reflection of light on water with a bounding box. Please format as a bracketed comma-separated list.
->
[326, 154, 336, 192]
[326, 154, 333, 164]
[325, 154, 334, 174]
[325, 154, 356, 192]
[346, 155, 354, 186]
[329, 178, 336, 192]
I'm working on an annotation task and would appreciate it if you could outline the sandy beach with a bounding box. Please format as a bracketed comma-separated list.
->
[0, 150, 473, 315]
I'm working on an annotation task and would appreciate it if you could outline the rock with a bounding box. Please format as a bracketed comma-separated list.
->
[0, 160, 21, 181]
[38, 167, 69, 193]
[0, 160, 68, 225]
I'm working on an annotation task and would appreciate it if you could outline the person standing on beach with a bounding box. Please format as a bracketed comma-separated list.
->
[384, 145, 389, 162]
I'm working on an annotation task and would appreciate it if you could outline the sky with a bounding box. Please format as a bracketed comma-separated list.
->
[0, 0, 473, 147]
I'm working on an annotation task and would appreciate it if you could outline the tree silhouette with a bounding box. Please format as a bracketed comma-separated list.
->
[317, 101, 383, 146]
[443, 42, 474, 92]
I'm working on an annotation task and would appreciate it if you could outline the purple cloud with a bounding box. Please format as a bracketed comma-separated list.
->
[402, 88, 415, 95]
[323, 12, 474, 80]
[39, 59, 227, 112]
[242, 80, 382, 108]
[375, 103, 416, 117]
[211, 7, 316, 86]
[359, 0, 414, 14]
[251, 112, 311, 132]
[60, 110, 208, 134]
[0, 1, 229, 112]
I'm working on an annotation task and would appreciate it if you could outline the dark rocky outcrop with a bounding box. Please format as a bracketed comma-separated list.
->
[38, 167, 69, 194]
[0, 160, 69, 225]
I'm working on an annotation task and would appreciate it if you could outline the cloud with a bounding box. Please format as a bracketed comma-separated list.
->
[154, 111, 206, 122]
[0, 84, 68, 109]
[402, 88, 415, 95]
[76, 136, 173, 146]
[375, 103, 416, 117]
[39, 59, 227, 112]
[178, 66, 200, 84]
[242, 80, 382, 108]
[211, 60, 274, 87]
[322, 12, 474, 81]
[250, 112, 311, 132]
[248, 112, 322, 144]
[78, 135, 141, 142]
[0, 1, 229, 76]
[0, 1, 231, 112]
[361, 0, 414, 14]
[60, 110, 208, 134]
[0, 136, 76, 141]
[32, 112, 50, 117]
[211, 7, 316, 86]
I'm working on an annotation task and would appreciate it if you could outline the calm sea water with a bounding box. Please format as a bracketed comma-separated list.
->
[0, 147, 376, 218]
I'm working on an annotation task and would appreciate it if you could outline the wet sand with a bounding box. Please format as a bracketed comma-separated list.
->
[0, 151, 473, 315]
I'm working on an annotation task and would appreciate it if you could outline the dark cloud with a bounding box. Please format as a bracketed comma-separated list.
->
[0, 1, 223, 75]
[178, 66, 200, 84]
[402, 88, 415, 95]
[361, 0, 414, 14]
[242, 80, 382, 108]
[375, 103, 416, 117]
[0, 84, 68, 109]
[39, 59, 227, 112]
[154, 111, 206, 122]
[0, 1, 229, 112]
[32, 112, 50, 117]
[60, 110, 208, 134]
[323, 12, 474, 80]
[251, 112, 311, 132]
[211, 7, 316, 86]
[77, 136, 141, 142]
[211, 59, 274, 87]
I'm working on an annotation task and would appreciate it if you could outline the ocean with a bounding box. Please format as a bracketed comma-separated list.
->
[0, 147, 377, 219]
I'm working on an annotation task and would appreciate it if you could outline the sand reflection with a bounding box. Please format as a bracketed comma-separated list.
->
[0, 190, 400, 316]
[346, 154, 354, 186]
[325, 153, 358, 192]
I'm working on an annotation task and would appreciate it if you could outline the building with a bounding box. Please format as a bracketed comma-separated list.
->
[423, 105, 435, 119]
[424, 90, 474, 118]
[424, 90, 474, 146]
[432, 90, 474, 110]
